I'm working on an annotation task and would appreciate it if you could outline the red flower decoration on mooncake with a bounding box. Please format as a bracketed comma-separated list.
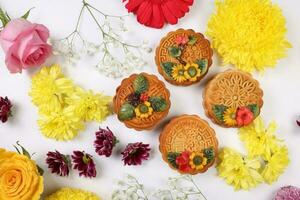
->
[123, 0, 194, 29]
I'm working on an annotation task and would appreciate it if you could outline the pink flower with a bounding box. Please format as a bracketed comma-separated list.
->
[175, 35, 189, 45]
[0, 18, 52, 73]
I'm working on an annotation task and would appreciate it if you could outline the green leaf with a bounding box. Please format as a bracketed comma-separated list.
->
[21, 8, 34, 19]
[149, 96, 168, 112]
[37, 165, 44, 176]
[247, 104, 259, 117]
[0, 8, 10, 27]
[167, 152, 180, 168]
[188, 35, 197, 45]
[14, 141, 31, 159]
[203, 147, 215, 163]
[168, 46, 181, 58]
[118, 103, 135, 121]
[212, 105, 227, 123]
[161, 62, 175, 78]
[133, 74, 149, 94]
[196, 59, 208, 73]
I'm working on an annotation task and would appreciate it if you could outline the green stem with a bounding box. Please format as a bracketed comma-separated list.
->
[190, 178, 207, 200]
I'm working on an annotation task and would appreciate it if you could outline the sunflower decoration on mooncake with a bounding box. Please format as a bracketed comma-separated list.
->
[159, 115, 218, 174]
[203, 70, 263, 128]
[156, 29, 213, 86]
[113, 73, 170, 131]
[207, 0, 291, 73]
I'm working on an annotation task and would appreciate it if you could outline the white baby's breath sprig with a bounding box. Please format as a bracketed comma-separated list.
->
[52, 0, 151, 78]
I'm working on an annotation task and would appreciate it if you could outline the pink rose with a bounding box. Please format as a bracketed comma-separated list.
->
[0, 18, 52, 73]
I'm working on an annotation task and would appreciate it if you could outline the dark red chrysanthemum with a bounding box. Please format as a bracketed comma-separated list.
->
[46, 150, 71, 177]
[0, 96, 12, 123]
[121, 142, 151, 166]
[94, 127, 118, 157]
[72, 151, 97, 178]
[296, 117, 300, 127]
[123, 0, 194, 29]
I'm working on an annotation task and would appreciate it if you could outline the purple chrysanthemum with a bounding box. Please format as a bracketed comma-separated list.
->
[94, 127, 118, 157]
[46, 150, 70, 177]
[0, 96, 12, 123]
[121, 142, 151, 166]
[72, 151, 97, 178]
[274, 186, 300, 200]
[296, 117, 300, 127]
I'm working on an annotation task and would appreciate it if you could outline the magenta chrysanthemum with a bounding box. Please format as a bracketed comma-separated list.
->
[121, 142, 150, 166]
[72, 151, 97, 178]
[274, 186, 300, 200]
[46, 150, 70, 177]
[0, 96, 12, 123]
[94, 127, 118, 157]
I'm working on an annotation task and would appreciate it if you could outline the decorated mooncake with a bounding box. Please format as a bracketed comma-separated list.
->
[155, 29, 213, 86]
[159, 115, 218, 174]
[113, 73, 171, 131]
[203, 70, 263, 128]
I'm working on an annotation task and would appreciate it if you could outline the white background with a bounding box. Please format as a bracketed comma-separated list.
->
[0, 0, 300, 199]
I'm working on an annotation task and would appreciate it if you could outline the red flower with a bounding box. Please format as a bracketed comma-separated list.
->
[236, 107, 254, 127]
[0, 96, 12, 123]
[176, 151, 192, 173]
[123, 0, 194, 29]
[175, 35, 189, 45]
[72, 151, 97, 178]
[140, 93, 149, 102]
[46, 150, 71, 177]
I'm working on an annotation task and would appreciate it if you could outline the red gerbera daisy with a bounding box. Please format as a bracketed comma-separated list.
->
[123, 0, 194, 29]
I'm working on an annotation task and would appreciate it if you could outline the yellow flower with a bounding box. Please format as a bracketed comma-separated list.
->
[189, 152, 207, 170]
[135, 101, 153, 118]
[239, 117, 280, 158]
[38, 107, 84, 141]
[46, 188, 100, 200]
[207, 0, 291, 73]
[217, 148, 263, 190]
[67, 87, 111, 122]
[29, 65, 74, 114]
[184, 63, 201, 82]
[0, 148, 43, 200]
[261, 146, 289, 184]
[172, 64, 187, 83]
[223, 107, 237, 126]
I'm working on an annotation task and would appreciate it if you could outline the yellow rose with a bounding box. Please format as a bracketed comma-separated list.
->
[0, 148, 43, 200]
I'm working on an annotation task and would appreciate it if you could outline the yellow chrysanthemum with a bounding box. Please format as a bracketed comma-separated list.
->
[217, 148, 263, 190]
[45, 188, 100, 200]
[38, 107, 84, 141]
[135, 101, 153, 118]
[29, 65, 74, 114]
[67, 87, 111, 122]
[239, 117, 280, 158]
[172, 64, 187, 83]
[207, 0, 291, 72]
[189, 152, 207, 170]
[261, 146, 289, 184]
[223, 107, 237, 126]
[184, 63, 201, 82]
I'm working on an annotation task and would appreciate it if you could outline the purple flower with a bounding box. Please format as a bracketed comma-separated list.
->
[0, 96, 12, 123]
[46, 150, 70, 177]
[72, 151, 96, 178]
[296, 117, 300, 127]
[94, 127, 118, 157]
[274, 186, 300, 200]
[121, 142, 151, 166]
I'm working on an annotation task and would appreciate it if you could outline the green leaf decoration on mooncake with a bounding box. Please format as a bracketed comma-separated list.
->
[212, 105, 228, 122]
[188, 35, 198, 45]
[133, 74, 149, 94]
[149, 96, 168, 112]
[168, 46, 181, 58]
[167, 152, 180, 168]
[196, 59, 208, 73]
[203, 147, 215, 163]
[118, 103, 136, 121]
[247, 104, 260, 117]
[161, 62, 175, 78]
